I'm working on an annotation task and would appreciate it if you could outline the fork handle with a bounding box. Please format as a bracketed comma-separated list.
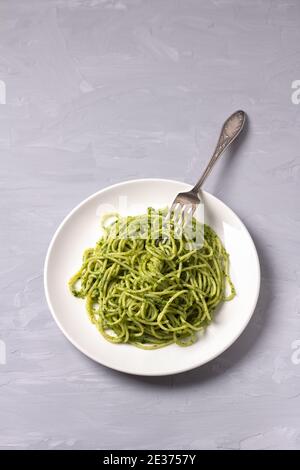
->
[192, 110, 246, 194]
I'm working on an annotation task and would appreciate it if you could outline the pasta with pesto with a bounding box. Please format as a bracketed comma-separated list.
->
[69, 208, 235, 349]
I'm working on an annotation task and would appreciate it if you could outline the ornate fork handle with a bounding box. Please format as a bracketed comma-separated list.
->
[192, 110, 246, 194]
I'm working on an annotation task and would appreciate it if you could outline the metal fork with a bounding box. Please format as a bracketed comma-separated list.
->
[169, 110, 246, 228]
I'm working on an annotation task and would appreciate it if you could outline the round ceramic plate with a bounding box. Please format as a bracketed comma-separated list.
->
[44, 179, 260, 376]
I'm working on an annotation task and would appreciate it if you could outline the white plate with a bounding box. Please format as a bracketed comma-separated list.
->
[44, 179, 260, 376]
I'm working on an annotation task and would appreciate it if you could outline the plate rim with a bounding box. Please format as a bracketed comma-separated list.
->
[44, 178, 261, 376]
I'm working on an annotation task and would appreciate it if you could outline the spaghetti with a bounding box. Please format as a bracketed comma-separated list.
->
[69, 208, 235, 349]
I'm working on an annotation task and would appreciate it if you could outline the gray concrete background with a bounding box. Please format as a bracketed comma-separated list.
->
[1, 0, 300, 450]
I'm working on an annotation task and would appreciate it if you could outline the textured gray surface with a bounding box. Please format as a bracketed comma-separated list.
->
[1, 0, 300, 450]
